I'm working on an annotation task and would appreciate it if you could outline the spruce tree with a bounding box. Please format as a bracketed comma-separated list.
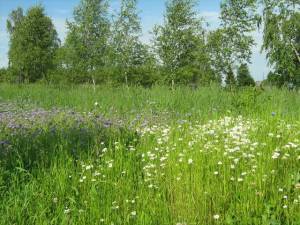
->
[225, 66, 236, 88]
[237, 63, 255, 87]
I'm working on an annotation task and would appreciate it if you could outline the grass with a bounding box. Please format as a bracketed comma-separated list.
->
[0, 83, 299, 225]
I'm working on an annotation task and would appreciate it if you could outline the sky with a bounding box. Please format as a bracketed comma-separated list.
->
[0, 0, 270, 81]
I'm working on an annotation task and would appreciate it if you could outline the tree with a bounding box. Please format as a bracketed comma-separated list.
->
[209, 0, 259, 82]
[207, 28, 231, 82]
[111, 0, 154, 85]
[225, 66, 237, 88]
[7, 6, 59, 82]
[153, 0, 213, 85]
[261, 0, 300, 86]
[220, 0, 259, 63]
[6, 7, 24, 36]
[237, 63, 255, 86]
[63, 0, 110, 83]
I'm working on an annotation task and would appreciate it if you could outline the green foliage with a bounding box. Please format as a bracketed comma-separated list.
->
[63, 0, 111, 83]
[207, 28, 230, 81]
[4, 0, 300, 88]
[220, 0, 259, 63]
[6, 7, 24, 35]
[262, 0, 300, 86]
[0, 68, 7, 82]
[225, 66, 237, 88]
[153, 0, 214, 85]
[7, 6, 59, 83]
[237, 63, 256, 87]
[207, 0, 259, 82]
[111, 0, 146, 84]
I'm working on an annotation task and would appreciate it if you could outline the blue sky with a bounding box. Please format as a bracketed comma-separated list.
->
[0, 0, 269, 80]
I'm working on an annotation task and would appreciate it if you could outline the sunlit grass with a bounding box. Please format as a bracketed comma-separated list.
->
[0, 84, 299, 224]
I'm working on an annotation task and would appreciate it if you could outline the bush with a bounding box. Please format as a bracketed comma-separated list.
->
[0, 68, 6, 82]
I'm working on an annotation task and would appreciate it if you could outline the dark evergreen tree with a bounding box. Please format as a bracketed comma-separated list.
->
[237, 63, 255, 87]
[225, 66, 236, 88]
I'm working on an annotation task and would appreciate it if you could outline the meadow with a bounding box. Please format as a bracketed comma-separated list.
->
[0, 84, 299, 225]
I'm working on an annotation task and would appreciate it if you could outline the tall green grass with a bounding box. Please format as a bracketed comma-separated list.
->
[0, 84, 299, 225]
[1, 83, 299, 120]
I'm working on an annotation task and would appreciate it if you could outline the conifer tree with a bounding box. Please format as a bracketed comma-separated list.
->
[237, 63, 255, 87]
[225, 66, 236, 88]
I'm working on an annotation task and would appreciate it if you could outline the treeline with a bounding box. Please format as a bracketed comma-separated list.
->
[0, 0, 299, 87]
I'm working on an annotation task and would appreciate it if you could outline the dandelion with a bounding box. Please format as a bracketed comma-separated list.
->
[131, 211, 137, 216]
[188, 159, 193, 164]
[283, 205, 288, 209]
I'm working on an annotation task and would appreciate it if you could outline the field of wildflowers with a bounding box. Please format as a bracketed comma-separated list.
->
[0, 84, 299, 225]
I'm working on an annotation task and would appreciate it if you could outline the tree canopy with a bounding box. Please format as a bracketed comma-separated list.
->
[7, 6, 59, 83]
[3, 0, 300, 88]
